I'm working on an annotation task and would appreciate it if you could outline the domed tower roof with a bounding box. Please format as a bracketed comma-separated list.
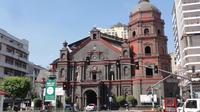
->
[132, 0, 160, 14]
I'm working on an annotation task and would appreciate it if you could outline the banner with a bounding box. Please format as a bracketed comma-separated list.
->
[45, 79, 56, 101]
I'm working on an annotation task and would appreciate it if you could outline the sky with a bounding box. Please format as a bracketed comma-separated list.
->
[0, 0, 174, 68]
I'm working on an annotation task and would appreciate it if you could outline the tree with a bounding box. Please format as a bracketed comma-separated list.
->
[1, 77, 31, 109]
[126, 95, 135, 102]
[116, 96, 125, 107]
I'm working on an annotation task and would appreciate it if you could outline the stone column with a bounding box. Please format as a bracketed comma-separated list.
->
[97, 86, 101, 111]
[97, 96, 101, 111]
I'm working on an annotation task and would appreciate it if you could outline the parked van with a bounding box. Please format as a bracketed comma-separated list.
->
[184, 99, 200, 112]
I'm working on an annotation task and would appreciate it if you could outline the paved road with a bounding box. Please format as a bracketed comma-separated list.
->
[79, 110, 152, 112]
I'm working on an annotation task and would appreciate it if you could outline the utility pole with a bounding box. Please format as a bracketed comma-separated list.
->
[121, 63, 193, 109]
[190, 65, 195, 99]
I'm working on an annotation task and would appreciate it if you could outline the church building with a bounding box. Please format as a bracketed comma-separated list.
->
[50, 0, 176, 110]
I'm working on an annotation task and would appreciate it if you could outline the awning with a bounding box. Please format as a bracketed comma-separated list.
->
[0, 90, 8, 95]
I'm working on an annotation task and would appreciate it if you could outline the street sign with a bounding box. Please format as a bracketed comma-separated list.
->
[45, 79, 56, 101]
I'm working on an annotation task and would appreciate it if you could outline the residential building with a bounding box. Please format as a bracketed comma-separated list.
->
[28, 62, 44, 84]
[50, 0, 175, 110]
[34, 68, 50, 99]
[172, 0, 200, 99]
[0, 29, 29, 82]
[97, 22, 128, 39]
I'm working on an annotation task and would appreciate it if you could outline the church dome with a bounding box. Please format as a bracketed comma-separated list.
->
[132, 0, 160, 14]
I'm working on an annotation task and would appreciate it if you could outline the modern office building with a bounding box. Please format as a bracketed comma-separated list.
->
[172, 0, 200, 74]
[97, 23, 128, 39]
[0, 29, 29, 82]
[172, 0, 200, 99]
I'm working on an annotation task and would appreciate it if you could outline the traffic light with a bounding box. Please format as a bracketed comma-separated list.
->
[116, 60, 120, 67]
[154, 65, 158, 73]
[135, 62, 139, 69]
[192, 65, 195, 73]
[86, 57, 90, 65]
[63, 82, 68, 90]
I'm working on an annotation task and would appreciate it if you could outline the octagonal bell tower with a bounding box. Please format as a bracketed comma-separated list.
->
[128, 0, 174, 104]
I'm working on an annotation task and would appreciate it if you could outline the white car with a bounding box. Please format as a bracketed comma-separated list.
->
[184, 99, 200, 112]
[85, 104, 96, 111]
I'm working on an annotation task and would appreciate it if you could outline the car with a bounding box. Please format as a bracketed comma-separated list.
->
[184, 99, 200, 112]
[177, 102, 184, 112]
[85, 103, 96, 111]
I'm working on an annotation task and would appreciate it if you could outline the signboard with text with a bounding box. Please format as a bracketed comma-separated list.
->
[45, 79, 56, 101]
[140, 95, 157, 103]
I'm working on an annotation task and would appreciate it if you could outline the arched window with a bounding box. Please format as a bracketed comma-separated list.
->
[132, 31, 136, 37]
[109, 71, 115, 80]
[144, 28, 149, 35]
[61, 53, 65, 59]
[124, 66, 128, 75]
[145, 46, 151, 55]
[157, 29, 161, 35]
[92, 72, 96, 81]
[93, 34, 97, 39]
[146, 67, 153, 77]
[123, 50, 128, 57]
[60, 68, 64, 77]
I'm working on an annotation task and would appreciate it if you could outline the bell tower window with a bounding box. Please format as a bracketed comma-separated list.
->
[146, 67, 153, 77]
[92, 72, 96, 81]
[157, 29, 161, 35]
[144, 28, 149, 35]
[145, 46, 151, 55]
[132, 31, 136, 37]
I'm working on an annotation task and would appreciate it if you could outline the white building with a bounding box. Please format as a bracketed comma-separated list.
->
[172, 0, 200, 75]
[97, 22, 128, 39]
[172, 0, 200, 99]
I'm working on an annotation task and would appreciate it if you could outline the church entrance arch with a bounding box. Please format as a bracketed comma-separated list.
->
[84, 90, 97, 105]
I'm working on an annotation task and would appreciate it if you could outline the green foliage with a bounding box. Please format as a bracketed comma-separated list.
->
[66, 109, 71, 112]
[1, 77, 31, 99]
[126, 95, 135, 102]
[33, 98, 42, 108]
[116, 96, 125, 103]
